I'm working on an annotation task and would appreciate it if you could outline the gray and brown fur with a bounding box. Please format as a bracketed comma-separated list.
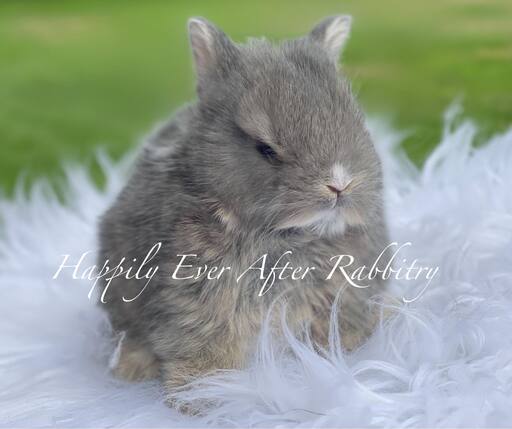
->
[98, 15, 390, 405]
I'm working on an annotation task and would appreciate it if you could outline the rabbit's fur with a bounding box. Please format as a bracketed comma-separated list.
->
[98, 15, 390, 400]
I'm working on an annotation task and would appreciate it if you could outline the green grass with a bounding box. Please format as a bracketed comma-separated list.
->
[1, 0, 511, 194]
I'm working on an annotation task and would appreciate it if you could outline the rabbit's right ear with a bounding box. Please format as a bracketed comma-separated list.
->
[187, 17, 238, 96]
[308, 15, 352, 65]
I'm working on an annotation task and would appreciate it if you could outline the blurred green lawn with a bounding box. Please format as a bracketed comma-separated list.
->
[1, 0, 511, 194]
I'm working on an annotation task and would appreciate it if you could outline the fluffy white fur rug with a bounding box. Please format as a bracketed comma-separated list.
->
[1, 106, 512, 428]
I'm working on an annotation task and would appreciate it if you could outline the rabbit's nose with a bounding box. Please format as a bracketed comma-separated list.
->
[326, 184, 342, 196]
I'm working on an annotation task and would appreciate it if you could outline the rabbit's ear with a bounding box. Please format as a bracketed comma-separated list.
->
[309, 15, 352, 64]
[187, 17, 237, 92]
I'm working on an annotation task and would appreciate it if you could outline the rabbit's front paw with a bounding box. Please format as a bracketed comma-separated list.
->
[111, 336, 160, 382]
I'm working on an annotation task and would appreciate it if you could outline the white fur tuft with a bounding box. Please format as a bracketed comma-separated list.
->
[330, 162, 352, 191]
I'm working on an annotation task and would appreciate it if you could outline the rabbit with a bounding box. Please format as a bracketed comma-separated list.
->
[97, 15, 390, 403]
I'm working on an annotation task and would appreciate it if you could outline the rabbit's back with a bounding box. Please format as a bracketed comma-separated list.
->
[97, 108, 194, 332]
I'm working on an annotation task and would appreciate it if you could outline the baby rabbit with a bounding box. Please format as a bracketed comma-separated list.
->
[98, 15, 389, 401]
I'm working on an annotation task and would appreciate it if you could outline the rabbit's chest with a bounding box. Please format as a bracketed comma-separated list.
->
[170, 213, 343, 300]
[213, 237, 337, 301]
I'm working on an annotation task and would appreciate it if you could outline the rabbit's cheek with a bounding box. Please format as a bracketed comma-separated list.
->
[213, 205, 238, 231]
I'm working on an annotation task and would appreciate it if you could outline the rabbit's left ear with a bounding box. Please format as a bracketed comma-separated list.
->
[309, 15, 352, 64]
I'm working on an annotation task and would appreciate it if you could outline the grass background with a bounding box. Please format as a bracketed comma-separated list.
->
[1, 0, 511, 194]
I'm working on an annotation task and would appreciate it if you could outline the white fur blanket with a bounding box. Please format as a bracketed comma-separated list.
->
[1, 106, 511, 427]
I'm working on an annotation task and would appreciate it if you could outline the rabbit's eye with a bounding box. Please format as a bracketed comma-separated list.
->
[235, 124, 281, 165]
[257, 142, 280, 164]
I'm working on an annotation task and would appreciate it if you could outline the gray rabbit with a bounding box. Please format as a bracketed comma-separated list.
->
[98, 15, 390, 401]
